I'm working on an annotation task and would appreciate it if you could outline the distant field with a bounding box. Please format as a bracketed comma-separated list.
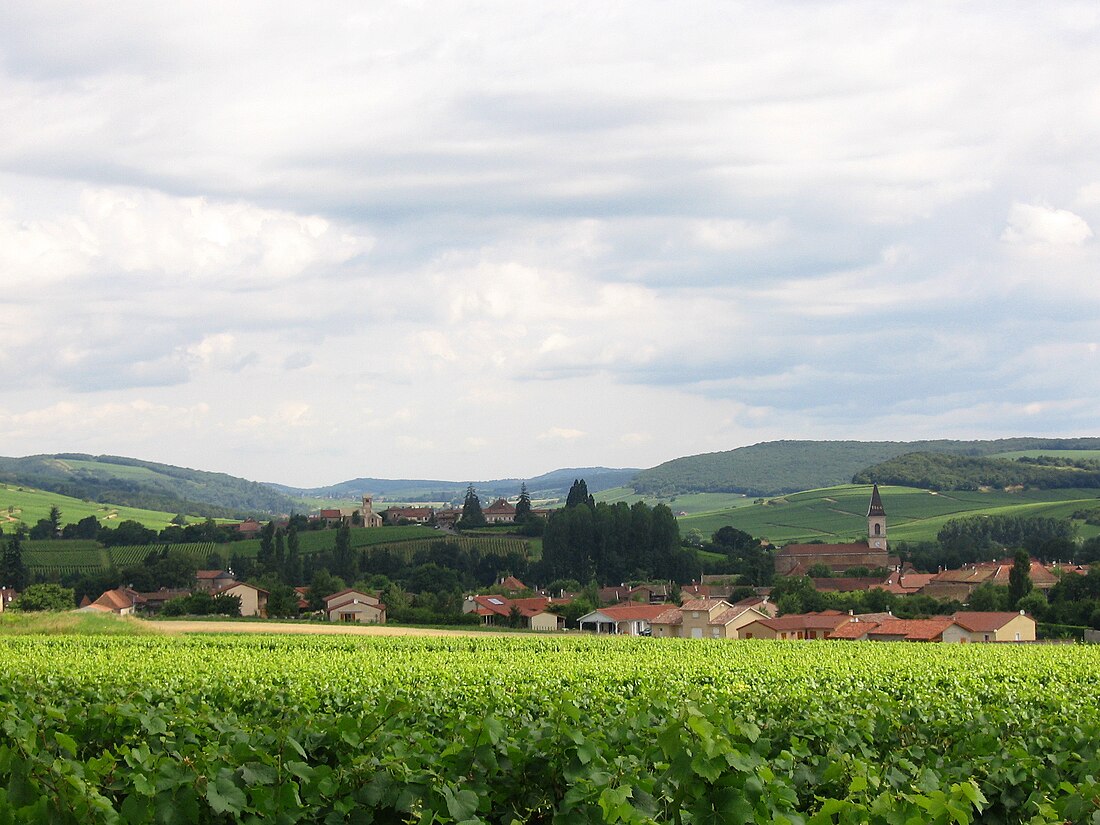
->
[21, 526, 529, 575]
[597, 487, 756, 514]
[677, 484, 1100, 544]
[0, 484, 187, 532]
[229, 525, 442, 557]
[993, 449, 1100, 461]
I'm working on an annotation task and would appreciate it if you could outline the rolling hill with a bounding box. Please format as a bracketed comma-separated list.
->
[273, 466, 639, 503]
[630, 437, 1100, 497]
[675, 484, 1100, 545]
[0, 454, 303, 519]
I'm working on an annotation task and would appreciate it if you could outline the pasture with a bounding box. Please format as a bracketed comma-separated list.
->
[0, 484, 185, 533]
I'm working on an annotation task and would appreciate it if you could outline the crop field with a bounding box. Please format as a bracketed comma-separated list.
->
[678, 484, 1100, 544]
[0, 634, 1098, 824]
[0, 484, 185, 533]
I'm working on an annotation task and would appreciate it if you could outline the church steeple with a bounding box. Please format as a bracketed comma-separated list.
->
[866, 484, 886, 549]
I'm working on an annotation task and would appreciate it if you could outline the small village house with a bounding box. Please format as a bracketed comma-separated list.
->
[325, 588, 386, 624]
[576, 604, 669, 636]
[213, 582, 269, 618]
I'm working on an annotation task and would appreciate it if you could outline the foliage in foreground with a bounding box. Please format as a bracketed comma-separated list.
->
[1, 635, 1099, 824]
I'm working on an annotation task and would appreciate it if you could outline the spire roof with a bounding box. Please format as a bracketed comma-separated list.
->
[866, 484, 885, 517]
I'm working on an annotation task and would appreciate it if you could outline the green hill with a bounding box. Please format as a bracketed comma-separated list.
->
[0, 483, 189, 533]
[276, 467, 638, 504]
[676, 484, 1100, 545]
[853, 452, 1100, 491]
[631, 438, 1100, 497]
[0, 454, 304, 519]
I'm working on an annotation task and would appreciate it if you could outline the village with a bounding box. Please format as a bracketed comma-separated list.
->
[20, 484, 1092, 644]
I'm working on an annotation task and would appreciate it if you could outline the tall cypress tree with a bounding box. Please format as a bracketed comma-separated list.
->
[458, 484, 486, 528]
[1, 528, 28, 591]
[285, 524, 302, 585]
[257, 521, 275, 572]
[1009, 548, 1033, 606]
[515, 483, 532, 524]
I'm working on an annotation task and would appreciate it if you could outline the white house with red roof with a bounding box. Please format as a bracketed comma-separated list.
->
[465, 593, 566, 631]
[482, 498, 517, 524]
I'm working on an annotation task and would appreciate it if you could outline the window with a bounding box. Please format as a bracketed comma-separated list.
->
[874, 523, 881, 536]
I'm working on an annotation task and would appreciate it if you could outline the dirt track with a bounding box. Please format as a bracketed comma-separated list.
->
[146, 620, 499, 637]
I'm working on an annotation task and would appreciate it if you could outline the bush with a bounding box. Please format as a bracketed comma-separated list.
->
[12, 583, 76, 612]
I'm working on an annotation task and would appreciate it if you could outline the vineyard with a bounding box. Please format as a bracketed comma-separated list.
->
[1, 634, 1098, 823]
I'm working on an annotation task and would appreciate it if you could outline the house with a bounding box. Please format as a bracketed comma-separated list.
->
[294, 586, 311, 611]
[825, 611, 1038, 643]
[920, 557, 1060, 602]
[775, 485, 899, 575]
[863, 617, 955, 642]
[134, 588, 192, 613]
[943, 611, 1036, 643]
[235, 518, 263, 538]
[83, 587, 143, 616]
[464, 594, 567, 631]
[576, 604, 670, 635]
[324, 588, 386, 624]
[213, 582, 269, 618]
[738, 610, 852, 640]
[497, 575, 528, 594]
[732, 594, 776, 617]
[0, 587, 17, 612]
[383, 506, 434, 524]
[649, 599, 772, 639]
[195, 570, 237, 593]
[482, 498, 517, 524]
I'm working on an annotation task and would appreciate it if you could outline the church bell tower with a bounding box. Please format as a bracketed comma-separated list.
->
[866, 484, 886, 550]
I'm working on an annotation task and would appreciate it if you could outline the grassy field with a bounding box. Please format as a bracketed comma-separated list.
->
[677, 484, 1100, 544]
[0, 484, 188, 532]
[596, 486, 757, 513]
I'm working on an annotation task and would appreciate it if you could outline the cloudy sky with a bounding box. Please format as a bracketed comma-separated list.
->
[1, 2, 1098, 486]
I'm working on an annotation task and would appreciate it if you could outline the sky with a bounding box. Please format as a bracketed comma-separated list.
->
[1, 1, 1099, 487]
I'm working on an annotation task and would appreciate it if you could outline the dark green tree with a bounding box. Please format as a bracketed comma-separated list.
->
[515, 483, 532, 524]
[333, 522, 355, 580]
[11, 583, 74, 611]
[565, 479, 595, 509]
[273, 528, 286, 579]
[48, 506, 62, 536]
[458, 485, 487, 529]
[285, 524, 302, 585]
[257, 521, 276, 572]
[1, 529, 28, 590]
[266, 584, 300, 618]
[1009, 549, 1033, 606]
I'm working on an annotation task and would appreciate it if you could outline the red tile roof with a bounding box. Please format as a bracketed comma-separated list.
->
[867, 617, 954, 641]
[596, 604, 671, 621]
[827, 620, 876, 640]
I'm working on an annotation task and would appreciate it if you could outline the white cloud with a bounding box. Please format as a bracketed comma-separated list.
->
[1002, 202, 1093, 247]
[537, 427, 586, 441]
[1, 3, 1099, 482]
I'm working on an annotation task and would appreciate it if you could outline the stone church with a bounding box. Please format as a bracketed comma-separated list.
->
[774, 484, 899, 576]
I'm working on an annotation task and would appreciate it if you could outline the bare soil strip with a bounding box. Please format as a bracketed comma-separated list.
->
[146, 620, 504, 637]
